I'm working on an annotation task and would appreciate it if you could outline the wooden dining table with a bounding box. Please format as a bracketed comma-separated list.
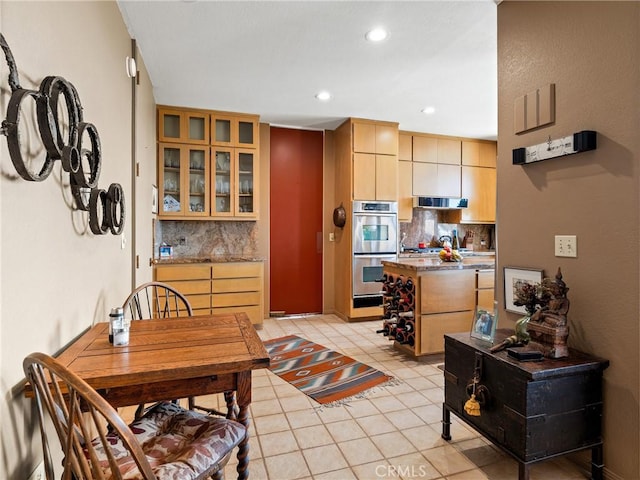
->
[36, 312, 270, 480]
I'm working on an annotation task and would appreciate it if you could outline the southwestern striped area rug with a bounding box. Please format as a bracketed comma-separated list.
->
[263, 334, 393, 405]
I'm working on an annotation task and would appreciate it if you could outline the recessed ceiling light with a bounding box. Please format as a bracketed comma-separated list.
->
[315, 91, 332, 101]
[421, 106, 436, 115]
[365, 28, 388, 43]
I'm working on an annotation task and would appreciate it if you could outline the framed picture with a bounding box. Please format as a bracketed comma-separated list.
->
[151, 185, 158, 214]
[504, 267, 544, 314]
[470, 302, 497, 343]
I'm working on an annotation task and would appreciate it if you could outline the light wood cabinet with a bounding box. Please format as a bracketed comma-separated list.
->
[158, 143, 210, 217]
[353, 122, 397, 155]
[210, 112, 259, 149]
[461, 166, 496, 223]
[413, 136, 461, 165]
[211, 147, 258, 218]
[353, 153, 398, 201]
[398, 160, 413, 222]
[154, 264, 212, 315]
[412, 162, 461, 197]
[157, 106, 260, 220]
[476, 269, 495, 311]
[158, 107, 209, 145]
[155, 261, 264, 324]
[212, 262, 264, 324]
[398, 133, 412, 161]
[462, 140, 496, 168]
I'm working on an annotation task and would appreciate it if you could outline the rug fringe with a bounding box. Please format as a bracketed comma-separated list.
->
[313, 376, 402, 412]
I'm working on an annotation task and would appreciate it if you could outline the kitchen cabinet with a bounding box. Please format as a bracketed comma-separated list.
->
[476, 269, 495, 311]
[212, 147, 258, 218]
[410, 134, 462, 197]
[398, 133, 412, 161]
[211, 262, 264, 324]
[353, 153, 398, 201]
[461, 166, 496, 223]
[398, 160, 413, 222]
[462, 140, 496, 168]
[381, 261, 478, 356]
[157, 106, 260, 220]
[155, 261, 264, 324]
[353, 121, 397, 155]
[210, 112, 259, 149]
[154, 264, 212, 314]
[413, 136, 461, 165]
[412, 162, 461, 198]
[158, 143, 210, 217]
[158, 107, 209, 145]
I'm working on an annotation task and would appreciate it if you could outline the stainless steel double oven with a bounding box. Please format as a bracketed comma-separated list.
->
[352, 201, 398, 308]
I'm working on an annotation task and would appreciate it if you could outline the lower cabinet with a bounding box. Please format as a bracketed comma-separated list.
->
[154, 261, 264, 324]
[211, 262, 264, 325]
[476, 269, 495, 311]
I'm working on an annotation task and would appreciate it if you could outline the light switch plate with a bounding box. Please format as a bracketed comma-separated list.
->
[555, 235, 577, 257]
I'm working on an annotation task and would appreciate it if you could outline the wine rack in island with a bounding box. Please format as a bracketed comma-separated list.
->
[375, 263, 481, 357]
[376, 274, 416, 347]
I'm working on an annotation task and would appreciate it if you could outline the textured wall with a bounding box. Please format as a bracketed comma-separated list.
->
[497, 3, 639, 478]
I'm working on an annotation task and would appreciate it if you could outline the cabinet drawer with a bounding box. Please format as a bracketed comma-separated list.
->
[212, 262, 262, 279]
[162, 279, 211, 295]
[156, 265, 211, 281]
[419, 311, 471, 355]
[212, 291, 261, 308]
[185, 294, 212, 310]
[421, 270, 475, 314]
[212, 305, 262, 324]
[212, 277, 261, 293]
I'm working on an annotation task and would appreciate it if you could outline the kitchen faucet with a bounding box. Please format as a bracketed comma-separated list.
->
[400, 232, 407, 252]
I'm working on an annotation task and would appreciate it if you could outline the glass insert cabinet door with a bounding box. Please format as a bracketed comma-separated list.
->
[236, 149, 256, 215]
[213, 148, 233, 215]
[187, 146, 209, 216]
[158, 108, 209, 145]
[159, 144, 183, 215]
[210, 114, 258, 148]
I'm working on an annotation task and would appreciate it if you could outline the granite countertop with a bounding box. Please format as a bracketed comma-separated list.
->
[383, 256, 495, 272]
[154, 256, 264, 265]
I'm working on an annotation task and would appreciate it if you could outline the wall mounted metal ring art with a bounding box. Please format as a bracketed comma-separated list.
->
[0, 32, 124, 236]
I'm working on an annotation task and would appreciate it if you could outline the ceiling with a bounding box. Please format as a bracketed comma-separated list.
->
[117, 1, 497, 140]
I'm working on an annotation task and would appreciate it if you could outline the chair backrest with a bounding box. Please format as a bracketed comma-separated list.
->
[23, 352, 156, 480]
[122, 281, 193, 320]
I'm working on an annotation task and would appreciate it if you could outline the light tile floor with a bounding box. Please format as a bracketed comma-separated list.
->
[177, 314, 593, 480]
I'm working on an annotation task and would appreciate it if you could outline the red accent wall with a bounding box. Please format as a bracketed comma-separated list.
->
[270, 127, 323, 314]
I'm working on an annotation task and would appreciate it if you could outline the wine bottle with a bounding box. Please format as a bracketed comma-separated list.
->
[452, 229, 459, 250]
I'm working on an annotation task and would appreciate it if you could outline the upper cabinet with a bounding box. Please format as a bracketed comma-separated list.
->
[350, 119, 399, 201]
[411, 134, 462, 197]
[211, 113, 259, 149]
[461, 140, 497, 223]
[158, 108, 209, 145]
[157, 106, 259, 220]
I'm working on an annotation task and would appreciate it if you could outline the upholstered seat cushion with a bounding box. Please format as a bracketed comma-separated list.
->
[91, 402, 246, 479]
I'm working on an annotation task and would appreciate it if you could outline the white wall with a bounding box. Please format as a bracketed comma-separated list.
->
[0, 2, 155, 478]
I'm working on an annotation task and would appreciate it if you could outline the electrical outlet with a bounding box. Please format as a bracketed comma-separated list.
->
[555, 235, 577, 257]
[178, 236, 186, 246]
[329, 232, 335, 242]
[120, 233, 126, 249]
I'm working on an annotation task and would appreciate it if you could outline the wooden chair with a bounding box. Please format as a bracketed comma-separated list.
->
[121, 281, 193, 320]
[122, 282, 232, 419]
[23, 352, 246, 480]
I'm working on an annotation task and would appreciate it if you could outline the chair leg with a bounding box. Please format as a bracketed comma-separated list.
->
[134, 403, 146, 420]
[211, 469, 224, 480]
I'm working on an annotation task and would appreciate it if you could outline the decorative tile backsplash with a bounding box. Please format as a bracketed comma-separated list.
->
[399, 209, 495, 251]
[156, 221, 259, 258]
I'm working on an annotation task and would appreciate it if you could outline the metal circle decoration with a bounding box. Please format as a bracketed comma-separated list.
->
[0, 33, 124, 236]
[333, 203, 346, 228]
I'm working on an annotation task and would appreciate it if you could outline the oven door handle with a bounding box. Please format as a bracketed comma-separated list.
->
[353, 253, 397, 258]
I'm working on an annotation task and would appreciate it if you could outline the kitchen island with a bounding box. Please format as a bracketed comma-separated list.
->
[381, 254, 495, 357]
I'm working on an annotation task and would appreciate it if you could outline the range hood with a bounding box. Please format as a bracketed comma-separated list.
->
[413, 197, 468, 209]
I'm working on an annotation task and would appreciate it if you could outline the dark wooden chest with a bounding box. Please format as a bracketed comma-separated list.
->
[443, 331, 609, 480]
